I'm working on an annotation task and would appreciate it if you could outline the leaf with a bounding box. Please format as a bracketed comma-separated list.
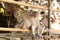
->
[0, 8, 4, 14]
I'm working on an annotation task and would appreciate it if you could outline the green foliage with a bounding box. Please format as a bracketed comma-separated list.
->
[0, 8, 4, 14]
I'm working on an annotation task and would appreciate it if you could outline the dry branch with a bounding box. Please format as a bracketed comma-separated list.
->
[0, 0, 47, 10]
[0, 27, 30, 32]
[0, 0, 60, 12]
[0, 27, 60, 34]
